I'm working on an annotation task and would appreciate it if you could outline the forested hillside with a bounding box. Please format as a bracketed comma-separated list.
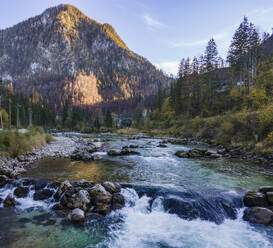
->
[148, 17, 273, 155]
[0, 4, 171, 112]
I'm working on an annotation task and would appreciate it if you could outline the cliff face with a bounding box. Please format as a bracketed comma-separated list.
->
[0, 4, 170, 107]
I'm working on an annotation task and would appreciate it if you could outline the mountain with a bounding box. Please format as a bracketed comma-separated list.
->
[0, 4, 171, 109]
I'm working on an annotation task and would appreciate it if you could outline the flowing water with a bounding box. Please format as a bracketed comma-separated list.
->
[1, 133, 273, 248]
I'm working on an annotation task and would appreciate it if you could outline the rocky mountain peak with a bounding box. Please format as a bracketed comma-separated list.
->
[0, 5, 171, 110]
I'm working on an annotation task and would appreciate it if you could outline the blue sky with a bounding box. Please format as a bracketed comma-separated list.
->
[1, 0, 273, 75]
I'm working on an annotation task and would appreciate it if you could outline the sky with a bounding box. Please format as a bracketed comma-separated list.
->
[1, 0, 273, 75]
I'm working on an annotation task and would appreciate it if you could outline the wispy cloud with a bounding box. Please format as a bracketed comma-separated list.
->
[171, 31, 229, 48]
[155, 60, 179, 75]
[143, 14, 167, 30]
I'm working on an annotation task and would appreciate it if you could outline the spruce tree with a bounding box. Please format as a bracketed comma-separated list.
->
[205, 38, 218, 72]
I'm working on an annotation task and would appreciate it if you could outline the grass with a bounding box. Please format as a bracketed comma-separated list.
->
[0, 128, 53, 158]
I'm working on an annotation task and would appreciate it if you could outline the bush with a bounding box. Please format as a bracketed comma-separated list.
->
[0, 129, 53, 157]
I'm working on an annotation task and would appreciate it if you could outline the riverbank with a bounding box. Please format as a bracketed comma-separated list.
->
[115, 127, 273, 166]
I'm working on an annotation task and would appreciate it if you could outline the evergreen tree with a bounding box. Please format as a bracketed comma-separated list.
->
[178, 58, 185, 77]
[205, 38, 218, 72]
[104, 110, 113, 128]
[94, 117, 100, 130]
[156, 83, 163, 109]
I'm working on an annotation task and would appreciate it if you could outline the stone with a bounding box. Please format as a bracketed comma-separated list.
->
[243, 207, 273, 225]
[66, 190, 91, 212]
[158, 143, 167, 148]
[0, 175, 10, 187]
[14, 186, 29, 198]
[54, 180, 72, 200]
[34, 181, 48, 190]
[92, 203, 111, 215]
[129, 144, 138, 149]
[259, 186, 273, 194]
[88, 184, 112, 205]
[33, 188, 54, 200]
[243, 191, 268, 207]
[102, 182, 121, 194]
[73, 179, 95, 188]
[112, 193, 125, 210]
[71, 208, 85, 223]
[52, 203, 64, 210]
[266, 192, 273, 205]
[4, 194, 16, 207]
[107, 149, 140, 156]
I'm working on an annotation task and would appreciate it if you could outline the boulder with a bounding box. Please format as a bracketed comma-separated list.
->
[243, 191, 268, 207]
[0, 175, 10, 187]
[73, 179, 95, 188]
[66, 190, 91, 212]
[52, 203, 64, 210]
[71, 149, 93, 161]
[54, 180, 72, 200]
[129, 144, 138, 149]
[107, 149, 140, 156]
[102, 182, 121, 194]
[71, 208, 85, 223]
[34, 181, 47, 190]
[92, 203, 111, 215]
[88, 184, 112, 204]
[33, 188, 54, 201]
[243, 207, 273, 225]
[259, 186, 273, 194]
[112, 193, 125, 210]
[266, 192, 273, 205]
[175, 149, 220, 159]
[4, 194, 16, 207]
[14, 186, 29, 198]
[158, 143, 167, 148]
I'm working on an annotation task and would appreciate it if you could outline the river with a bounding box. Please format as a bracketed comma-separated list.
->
[0, 133, 273, 248]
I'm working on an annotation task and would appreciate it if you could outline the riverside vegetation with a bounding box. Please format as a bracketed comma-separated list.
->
[138, 17, 273, 161]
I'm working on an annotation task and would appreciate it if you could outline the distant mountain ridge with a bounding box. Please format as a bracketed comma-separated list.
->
[0, 4, 171, 108]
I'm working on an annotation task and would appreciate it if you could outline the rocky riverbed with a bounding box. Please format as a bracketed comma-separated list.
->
[0, 132, 273, 248]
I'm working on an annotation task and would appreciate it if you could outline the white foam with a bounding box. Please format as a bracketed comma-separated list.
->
[102, 189, 272, 248]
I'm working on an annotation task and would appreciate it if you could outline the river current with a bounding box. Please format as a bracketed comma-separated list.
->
[0, 133, 272, 248]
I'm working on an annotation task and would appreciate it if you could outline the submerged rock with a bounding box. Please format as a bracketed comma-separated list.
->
[108, 148, 140, 156]
[34, 188, 54, 201]
[71, 208, 85, 223]
[243, 207, 273, 225]
[259, 186, 273, 194]
[266, 192, 273, 205]
[175, 149, 221, 159]
[4, 194, 16, 207]
[14, 186, 29, 198]
[243, 191, 268, 207]
[0, 175, 10, 187]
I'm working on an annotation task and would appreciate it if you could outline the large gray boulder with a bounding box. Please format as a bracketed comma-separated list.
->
[102, 182, 121, 194]
[71, 208, 85, 223]
[66, 190, 91, 212]
[88, 184, 112, 215]
[243, 207, 273, 225]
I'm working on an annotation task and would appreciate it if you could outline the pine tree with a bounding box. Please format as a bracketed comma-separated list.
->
[178, 58, 185, 77]
[156, 83, 163, 110]
[104, 110, 113, 128]
[205, 38, 218, 72]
